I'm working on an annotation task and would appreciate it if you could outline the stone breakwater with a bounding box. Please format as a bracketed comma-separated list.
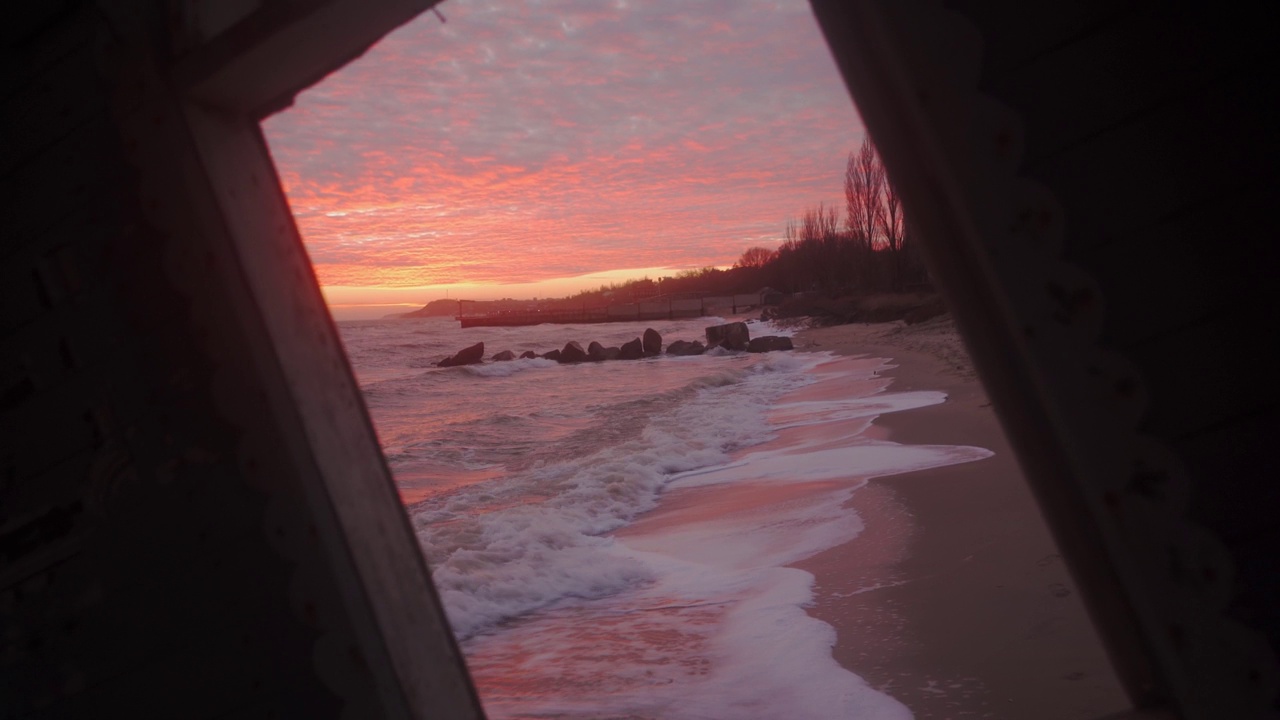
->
[436, 322, 794, 368]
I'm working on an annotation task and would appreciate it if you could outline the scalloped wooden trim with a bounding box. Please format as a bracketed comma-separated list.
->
[809, 1, 1279, 717]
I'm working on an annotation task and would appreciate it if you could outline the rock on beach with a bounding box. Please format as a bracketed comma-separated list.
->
[643, 328, 662, 356]
[705, 322, 750, 351]
[559, 341, 588, 363]
[438, 342, 485, 367]
[747, 336, 794, 353]
[666, 340, 706, 356]
[618, 338, 644, 360]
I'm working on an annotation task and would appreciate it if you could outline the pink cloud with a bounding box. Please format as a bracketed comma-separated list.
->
[262, 0, 866, 290]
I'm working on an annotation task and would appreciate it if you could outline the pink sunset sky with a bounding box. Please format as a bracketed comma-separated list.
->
[261, 0, 867, 319]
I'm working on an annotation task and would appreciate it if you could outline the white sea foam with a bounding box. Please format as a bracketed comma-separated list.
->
[587, 384, 988, 719]
[670, 441, 991, 490]
[769, 389, 946, 430]
[465, 468, 913, 720]
[341, 317, 989, 719]
[693, 566, 912, 720]
[461, 357, 557, 377]
[411, 337, 825, 640]
[744, 316, 800, 338]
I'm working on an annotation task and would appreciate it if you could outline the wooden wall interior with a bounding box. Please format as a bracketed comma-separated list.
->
[812, 2, 1279, 718]
[3, 1, 1277, 719]
[3, 2, 480, 718]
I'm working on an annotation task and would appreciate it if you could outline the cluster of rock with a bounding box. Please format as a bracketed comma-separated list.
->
[436, 321, 792, 368]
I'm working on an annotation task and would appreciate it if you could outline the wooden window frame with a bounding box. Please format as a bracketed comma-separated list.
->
[165, 1, 1262, 717]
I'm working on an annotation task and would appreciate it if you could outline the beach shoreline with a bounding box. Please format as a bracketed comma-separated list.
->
[790, 316, 1130, 719]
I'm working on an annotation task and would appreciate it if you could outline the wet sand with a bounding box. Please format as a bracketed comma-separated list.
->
[791, 316, 1130, 719]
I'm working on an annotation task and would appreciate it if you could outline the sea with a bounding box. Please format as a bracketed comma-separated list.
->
[336, 315, 991, 719]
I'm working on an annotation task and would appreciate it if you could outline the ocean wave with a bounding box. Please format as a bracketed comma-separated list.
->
[413, 349, 820, 639]
[462, 357, 558, 377]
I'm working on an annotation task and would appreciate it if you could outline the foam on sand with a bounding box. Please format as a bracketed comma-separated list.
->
[465, 353, 991, 719]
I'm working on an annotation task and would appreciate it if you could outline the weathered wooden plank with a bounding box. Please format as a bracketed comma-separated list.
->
[0, 42, 110, 177]
[1077, 187, 1277, 349]
[14, 632, 279, 720]
[2, 462, 333, 718]
[1179, 409, 1280, 545]
[0, 502, 91, 594]
[3, 3, 474, 718]
[982, 12, 1222, 166]
[0, 452, 94, 538]
[0, 120, 124, 249]
[1026, 72, 1278, 256]
[1173, 408, 1280, 675]
[0, 269, 105, 389]
[182, 99, 483, 719]
[0, 187, 129, 272]
[2, 376, 102, 476]
[173, 0, 441, 116]
[0, 2, 93, 99]
[1127, 313, 1279, 441]
[810, 0, 1171, 706]
[0, 267, 49, 336]
[954, 5, 1277, 169]
[945, 0, 1126, 78]
[0, 242, 117, 339]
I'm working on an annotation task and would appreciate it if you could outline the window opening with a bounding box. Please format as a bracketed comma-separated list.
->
[260, 2, 1130, 718]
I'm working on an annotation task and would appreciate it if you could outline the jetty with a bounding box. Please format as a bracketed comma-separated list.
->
[456, 292, 777, 328]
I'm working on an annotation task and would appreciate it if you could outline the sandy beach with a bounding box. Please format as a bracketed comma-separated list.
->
[791, 316, 1130, 719]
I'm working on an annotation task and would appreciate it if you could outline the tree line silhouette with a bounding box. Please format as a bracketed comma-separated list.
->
[560, 138, 928, 305]
[734, 137, 926, 295]
[410, 138, 930, 318]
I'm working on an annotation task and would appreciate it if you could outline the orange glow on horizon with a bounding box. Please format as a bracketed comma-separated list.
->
[321, 265, 695, 319]
[262, 0, 866, 317]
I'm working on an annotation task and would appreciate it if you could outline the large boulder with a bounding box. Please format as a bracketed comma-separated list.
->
[559, 341, 588, 363]
[438, 342, 485, 367]
[587, 342, 621, 362]
[747, 336, 794, 353]
[705, 322, 750, 351]
[519, 350, 538, 359]
[642, 328, 662, 356]
[618, 337, 644, 360]
[666, 340, 706, 356]
[541, 349, 562, 362]
[491, 350, 517, 362]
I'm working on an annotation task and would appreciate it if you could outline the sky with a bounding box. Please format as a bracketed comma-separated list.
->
[261, 0, 866, 319]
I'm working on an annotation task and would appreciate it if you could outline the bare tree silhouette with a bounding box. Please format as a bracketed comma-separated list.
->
[734, 246, 776, 269]
[880, 165, 906, 289]
[845, 137, 884, 256]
